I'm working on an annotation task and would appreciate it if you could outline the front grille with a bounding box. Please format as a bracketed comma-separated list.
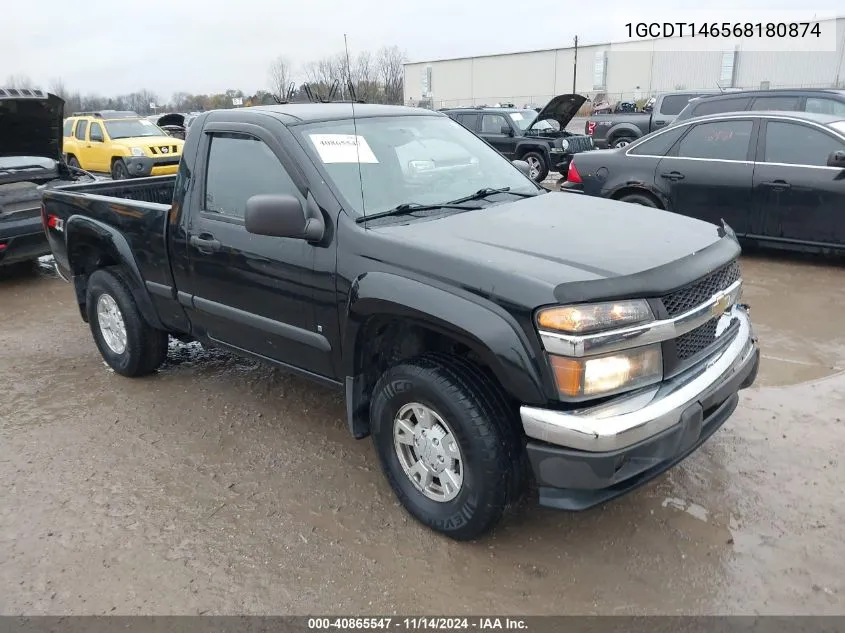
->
[661, 260, 741, 317]
[675, 318, 719, 360]
[149, 145, 178, 155]
[566, 135, 595, 153]
[154, 159, 180, 167]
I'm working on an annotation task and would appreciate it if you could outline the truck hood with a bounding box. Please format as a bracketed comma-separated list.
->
[0, 89, 64, 160]
[368, 192, 737, 307]
[529, 94, 587, 130]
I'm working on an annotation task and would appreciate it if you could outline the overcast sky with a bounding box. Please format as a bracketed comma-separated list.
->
[3, 0, 841, 101]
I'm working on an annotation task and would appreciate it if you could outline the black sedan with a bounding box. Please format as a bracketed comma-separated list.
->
[563, 111, 845, 252]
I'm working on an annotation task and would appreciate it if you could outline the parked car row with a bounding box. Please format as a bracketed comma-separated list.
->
[565, 110, 845, 252]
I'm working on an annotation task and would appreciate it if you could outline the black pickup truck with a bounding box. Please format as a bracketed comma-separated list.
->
[42, 103, 760, 540]
[0, 89, 91, 267]
[586, 91, 716, 149]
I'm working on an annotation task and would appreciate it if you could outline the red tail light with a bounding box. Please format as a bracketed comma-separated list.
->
[586, 121, 596, 135]
[567, 161, 583, 184]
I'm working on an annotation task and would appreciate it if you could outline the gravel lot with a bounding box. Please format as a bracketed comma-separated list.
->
[1, 252, 843, 615]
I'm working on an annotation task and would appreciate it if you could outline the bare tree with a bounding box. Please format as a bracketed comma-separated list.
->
[351, 51, 382, 102]
[377, 46, 407, 105]
[268, 56, 294, 103]
[5, 74, 35, 89]
[48, 78, 67, 98]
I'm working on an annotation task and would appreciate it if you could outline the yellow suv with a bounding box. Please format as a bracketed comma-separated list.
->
[63, 110, 185, 179]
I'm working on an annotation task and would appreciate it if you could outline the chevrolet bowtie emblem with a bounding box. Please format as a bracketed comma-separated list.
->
[712, 292, 730, 316]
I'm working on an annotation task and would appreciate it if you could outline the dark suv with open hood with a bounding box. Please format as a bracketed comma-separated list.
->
[441, 94, 595, 181]
[0, 88, 91, 267]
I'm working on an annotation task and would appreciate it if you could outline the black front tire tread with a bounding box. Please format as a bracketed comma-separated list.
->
[620, 192, 660, 208]
[370, 353, 525, 541]
[111, 159, 128, 180]
[86, 268, 168, 377]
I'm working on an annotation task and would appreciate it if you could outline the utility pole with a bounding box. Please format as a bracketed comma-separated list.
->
[572, 35, 579, 93]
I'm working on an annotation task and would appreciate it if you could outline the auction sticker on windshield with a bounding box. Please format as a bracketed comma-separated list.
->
[309, 134, 378, 164]
[140, 120, 154, 126]
[509, 113, 524, 121]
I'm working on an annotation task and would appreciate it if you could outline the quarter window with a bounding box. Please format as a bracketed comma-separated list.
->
[763, 121, 845, 167]
[628, 125, 686, 156]
[675, 120, 753, 161]
[204, 133, 302, 220]
[456, 113, 479, 131]
[63, 119, 74, 137]
[74, 120, 88, 140]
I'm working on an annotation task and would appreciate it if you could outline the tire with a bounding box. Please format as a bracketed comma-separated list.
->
[369, 353, 526, 541]
[619, 192, 660, 208]
[611, 136, 636, 149]
[86, 268, 169, 377]
[521, 151, 549, 182]
[111, 159, 129, 180]
[67, 155, 81, 169]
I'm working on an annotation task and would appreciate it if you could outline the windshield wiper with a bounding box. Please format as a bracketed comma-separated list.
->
[357, 201, 482, 223]
[445, 187, 540, 205]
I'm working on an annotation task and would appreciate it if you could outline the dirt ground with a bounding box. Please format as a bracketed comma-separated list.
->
[1, 252, 843, 616]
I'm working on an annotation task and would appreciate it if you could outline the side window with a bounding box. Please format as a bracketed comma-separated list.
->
[204, 133, 302, 220]
[805, 97, 845, 116]
[763, 121, 845, 167]
[660, 95, 699, 116]
[456, 113, 479, 131]
[692, 97, 751, 117]
[628, 125, 686, 156]
[74, 120, 88, 140]
[750, 96, 799, 111]
[480, 114, 508, 134]
[89, 122, 104, 142]
[63, 119, 74, 137]
[675, 120, 753, 161]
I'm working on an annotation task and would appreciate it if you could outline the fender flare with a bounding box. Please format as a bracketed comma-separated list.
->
[514, 141, 550, 164]
[605, 123, 643, 143]
[606, 182, 670, 209]
[65, 215, 164, 329]
[342, 272, 550, 437]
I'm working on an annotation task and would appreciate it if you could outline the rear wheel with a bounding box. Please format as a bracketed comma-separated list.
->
[521, 151, 549, 182]
[611, 136, 636, 149]
[111, 159, 129, 180]
[619, 192, 660, 208]
[86, 269, 169, 376]
[369, 353, 525, 541]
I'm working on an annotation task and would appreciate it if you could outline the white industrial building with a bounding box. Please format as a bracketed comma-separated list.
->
[404, 17, 845, 109]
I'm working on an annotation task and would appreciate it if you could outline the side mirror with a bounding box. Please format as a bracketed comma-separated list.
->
[500, 124, 513, 136]
[512, 160, 531, 178]
[244, 193, 324, 241]
[827, 150, 845, 168]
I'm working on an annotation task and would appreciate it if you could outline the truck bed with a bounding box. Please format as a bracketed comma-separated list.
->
[43, 175, 177, 289]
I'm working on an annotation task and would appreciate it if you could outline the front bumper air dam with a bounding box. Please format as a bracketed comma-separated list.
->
[122, 156, 179, 178]
[520, 305, 759, 511]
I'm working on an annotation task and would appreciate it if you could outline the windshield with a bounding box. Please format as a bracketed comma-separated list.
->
[0, 156, 56, 170]
[104, 119, 166, 139]
[509, 110, 556, 131]
[294, 114, 539, 216]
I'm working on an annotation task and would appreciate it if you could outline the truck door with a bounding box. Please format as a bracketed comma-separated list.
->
[86, 122, 109, 173]
[181, 124, 333, 378]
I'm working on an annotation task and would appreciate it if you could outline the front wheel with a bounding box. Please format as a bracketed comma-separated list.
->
[111, 159, 129, 180]
[370, 354, 525, 541]
[619, 192, 660, 208]
[86, 269, 169, 376]
[521, 151, 549, 182]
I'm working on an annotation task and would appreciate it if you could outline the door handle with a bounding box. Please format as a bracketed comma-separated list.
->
[761, 180, 791, 191]
[654, 120, 666, 127]
[660, 171, 685, 181]
[189, 234, 221, 253]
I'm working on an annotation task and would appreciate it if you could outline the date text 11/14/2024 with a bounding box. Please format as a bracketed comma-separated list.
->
[307, 617, 528, 630]
[625, 21, 822, 39]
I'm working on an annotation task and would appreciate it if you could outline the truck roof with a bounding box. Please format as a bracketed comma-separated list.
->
[242, 103, 440, 124]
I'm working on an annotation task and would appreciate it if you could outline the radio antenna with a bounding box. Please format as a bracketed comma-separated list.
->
[344, 33, 366, 217]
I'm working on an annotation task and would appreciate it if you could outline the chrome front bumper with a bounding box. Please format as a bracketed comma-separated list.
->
[520, 304, 757, 452]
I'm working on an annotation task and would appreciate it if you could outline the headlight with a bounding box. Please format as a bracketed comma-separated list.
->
[130, 147, 145, 157]
[537, 300, 653, 334]
[550, 344, 663, 398]
[560, 139, 569, 151]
